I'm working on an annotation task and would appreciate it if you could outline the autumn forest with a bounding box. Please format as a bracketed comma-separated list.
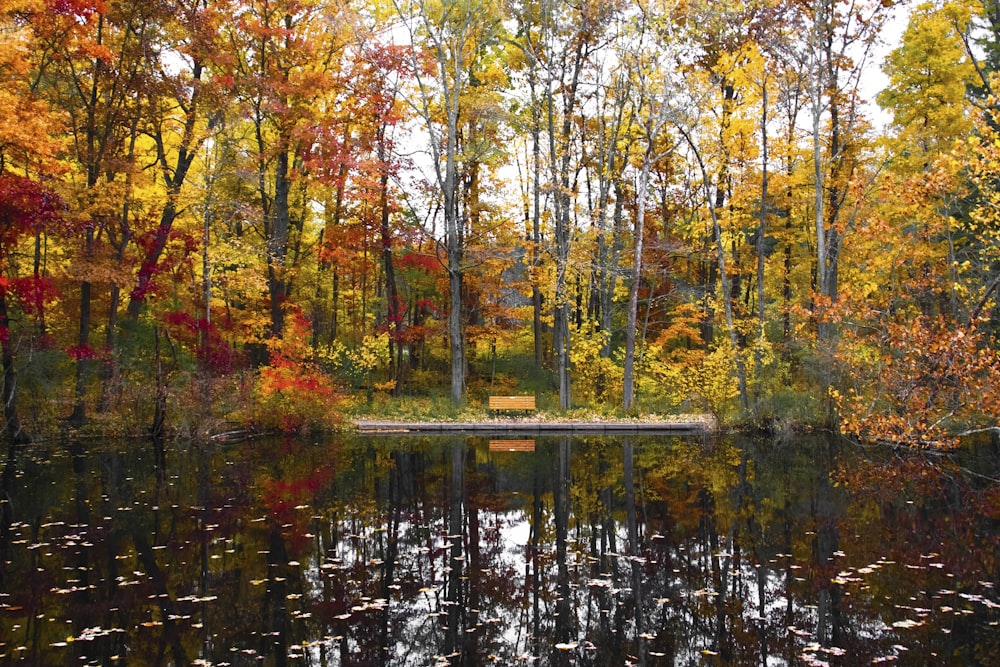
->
[1, 0, 1000, 446]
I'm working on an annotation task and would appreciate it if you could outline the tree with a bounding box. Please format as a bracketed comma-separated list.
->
[507, 0, 551, 371]
[807, 0, 888, 341]
[542, 0, 618, 410]
[878, 1, 977, 176]
[0, 176, 67, 443]
[0, 0, 66, 179]
[828, 1, 1000, 447]
[1, 2, 73, 441]
[622, 3, 676, 411]
[304, 31, 417, 390]
[124, 0, 228, 320]
[394, 0, 503, 404]
[226, 0, 353, 339]
[32, 0, 163, 425]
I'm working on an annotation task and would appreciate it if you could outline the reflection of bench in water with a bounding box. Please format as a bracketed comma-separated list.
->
[489, 439, 536, 452]
[488, 395, 536, 414]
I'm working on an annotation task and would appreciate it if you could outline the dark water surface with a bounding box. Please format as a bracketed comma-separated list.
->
[0, 432, 998, 666]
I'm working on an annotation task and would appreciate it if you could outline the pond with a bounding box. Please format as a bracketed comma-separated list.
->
[0, 431, 998, 666]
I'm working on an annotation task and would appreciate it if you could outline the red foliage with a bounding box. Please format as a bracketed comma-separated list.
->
[130, 228, 200, 302]
[160, 310, 243, 374]
[255, 314, 342, 434]
[7, 276, 58, 316]
[395, 323, 431, 346]
[66, 344, 100, 360]
[160, 310, 197, 330]
[135, 228, 198, 256]
[0, 175, 66, 248]
[398, 251, 440, 273]
[44, 0, 104, 18]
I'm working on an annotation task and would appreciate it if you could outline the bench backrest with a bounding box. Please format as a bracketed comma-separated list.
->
[489, 395, 536, 410]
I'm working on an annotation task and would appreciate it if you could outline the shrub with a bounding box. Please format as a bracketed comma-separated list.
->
[252, 310, 345, 434]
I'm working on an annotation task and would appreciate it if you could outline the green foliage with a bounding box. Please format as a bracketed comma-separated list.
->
[17, 347, 75, 436]
[351, 393, 466, 421]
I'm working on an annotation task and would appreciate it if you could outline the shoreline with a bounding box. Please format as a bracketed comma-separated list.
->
[353, 414, 716, 435]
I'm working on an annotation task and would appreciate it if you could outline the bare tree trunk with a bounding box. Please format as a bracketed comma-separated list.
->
[531, 80, 545, 370]
[624, 140, 654, 410]
[549, 37, 587, 411]
[394, 0, 489, 405]
[755, 82, 769, 407]
[812, 0, 827, 318]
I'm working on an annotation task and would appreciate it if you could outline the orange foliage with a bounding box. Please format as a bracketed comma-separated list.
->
[836, 316, 1000, 448]
[254, 309, 344, 434]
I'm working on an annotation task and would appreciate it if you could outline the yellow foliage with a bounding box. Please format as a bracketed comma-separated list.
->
[651, 339, 741, 419]
[350, 333, 390, 374]
[569, 322, 622, 405]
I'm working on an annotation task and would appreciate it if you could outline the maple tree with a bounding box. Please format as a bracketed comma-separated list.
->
[24, 0, 214, 425]
[124, 0, 229, 321]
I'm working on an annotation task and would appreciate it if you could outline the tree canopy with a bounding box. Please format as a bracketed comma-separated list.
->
[0, 0, 998, 447]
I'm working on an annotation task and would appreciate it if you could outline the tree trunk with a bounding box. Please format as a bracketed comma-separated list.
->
[549, 37, 587, 412]
[126, 138, 197, 319]
[755, 82, 769, 405]
[445, 87, 465, 404]
[0, 296, 29, 444]
[267, 146, 292, 338]
[68, 229, 93, 428]
[379, 137, 402, 393]
[102, 121, 136, 412]
[530, 77, 545, 370]
[624, 140, 654, 410]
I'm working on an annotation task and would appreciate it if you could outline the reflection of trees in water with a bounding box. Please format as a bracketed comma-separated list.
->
[444, 439, 463, 662]
[552, 436, 572, 666]
[0, 434, 999, 665]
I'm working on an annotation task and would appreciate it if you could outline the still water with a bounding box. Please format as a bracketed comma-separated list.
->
[0, 432, 997, 666]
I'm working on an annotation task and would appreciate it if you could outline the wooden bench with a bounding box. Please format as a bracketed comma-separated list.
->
[488, 395, 536, 414]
